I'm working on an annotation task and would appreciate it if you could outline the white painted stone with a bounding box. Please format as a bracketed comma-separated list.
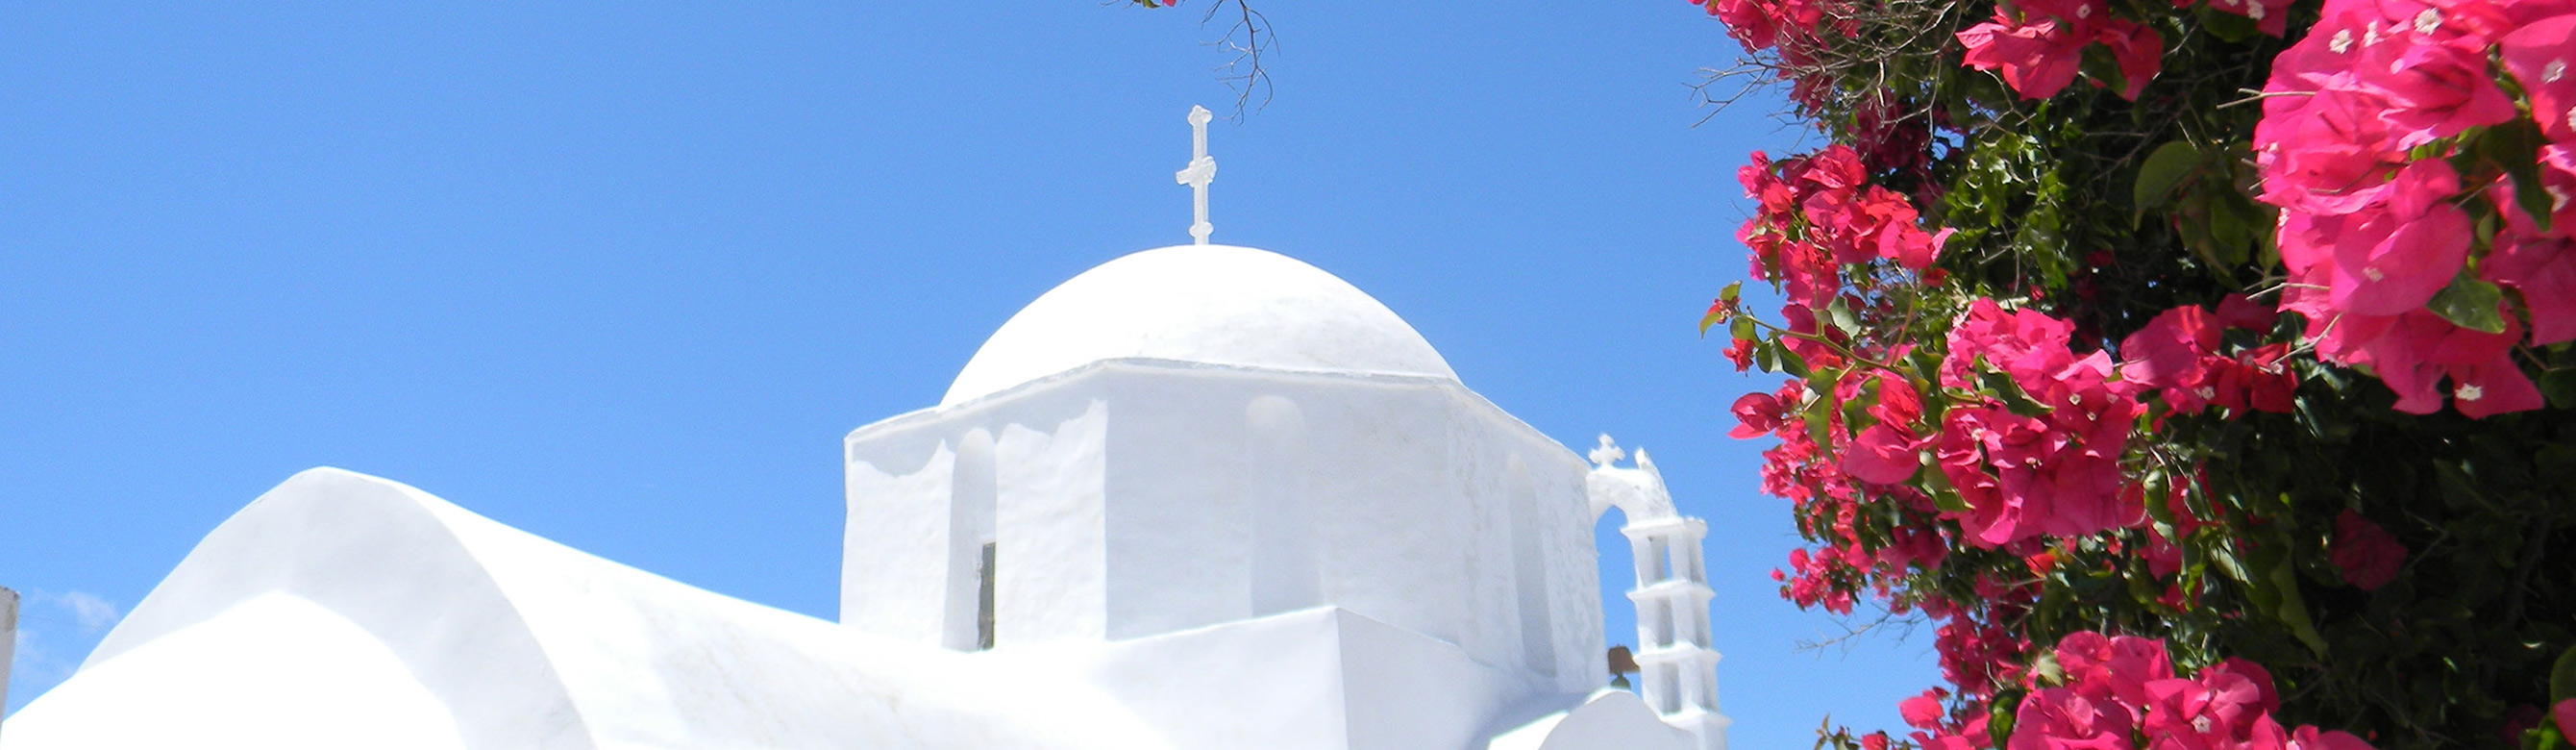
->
[940, 245, 1457, 407]
[10, 239, 1727, 750]
[3, 593, 466, 750]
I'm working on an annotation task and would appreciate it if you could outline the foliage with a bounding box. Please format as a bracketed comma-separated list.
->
[1123, 0, 1276, 115]
[1692, 0, 2576, 745]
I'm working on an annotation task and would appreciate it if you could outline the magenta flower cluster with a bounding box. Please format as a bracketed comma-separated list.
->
[2258, 0, 2576, 416]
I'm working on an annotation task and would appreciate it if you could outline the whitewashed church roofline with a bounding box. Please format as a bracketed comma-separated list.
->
[67, 467, 1170, 750]
[844, 357, 1585, 472]
[937, 244, 1460, 408]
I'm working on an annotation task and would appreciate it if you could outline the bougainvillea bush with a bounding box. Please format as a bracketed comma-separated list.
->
[1692, 0, 2576, 743]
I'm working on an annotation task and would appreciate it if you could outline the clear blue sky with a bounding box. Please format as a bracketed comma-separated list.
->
[0, 1, 1937, 744]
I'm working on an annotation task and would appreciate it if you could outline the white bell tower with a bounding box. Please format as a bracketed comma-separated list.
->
[1589, 436, 1731, 750]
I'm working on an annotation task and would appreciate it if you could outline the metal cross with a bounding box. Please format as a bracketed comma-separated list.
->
[1174, 105, 1217, 245]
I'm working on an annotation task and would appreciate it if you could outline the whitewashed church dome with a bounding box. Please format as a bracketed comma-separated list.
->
[941, 244, 1458, 407]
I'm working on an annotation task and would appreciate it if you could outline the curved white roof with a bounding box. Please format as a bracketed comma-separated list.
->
[942, 245, 1457, 407]
[6, 468, 1169, 750]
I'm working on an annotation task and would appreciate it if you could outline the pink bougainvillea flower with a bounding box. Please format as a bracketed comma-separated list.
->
[2010, 688, 2137, 750]
[1959, 15, 2090, 100]
[2119, 305, 2221, 404]
[2055, 632, 2174, 711]
[2357, 310, 2543, 416]
[2556, 700, 2576, 745]
[2499, 15, 2576, 141]
[2160, 663, 2268, 743]
[1944, 298, 2078, 392]
[1725, 337, 1759, 371]
[2544, 144, 2576, 236]
[2139, 679, 2234, 750]
[2330, 510, 2407, 590]
[1901, 690, 1949, 730]
[2324, 160, 2471, 316]
[1780, 303, 1850, 369]
[2098, 20, 2165, 101]
[2482, 229, 2576, 345]
[1730, 391, 1788, 438]
[2212, 343, 2299, 413]
[2216, 293, 2278, 331]
[2290, 725, 2379, 750]
[2253, 65, 2405, 214]
[1705, 0, 1780, 51]
[1845, 423, 1925, 484]
[2502, 705, 2546, 746]
[2237, 713, 2291, 750]
[2197, 658, 2280, 717]
[2351, 38, 2517, 149]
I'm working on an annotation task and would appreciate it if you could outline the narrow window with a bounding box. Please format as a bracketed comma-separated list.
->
[977, 541, 998, 650]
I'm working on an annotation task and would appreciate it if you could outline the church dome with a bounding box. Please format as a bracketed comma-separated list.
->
[941, 245, 1458, 407]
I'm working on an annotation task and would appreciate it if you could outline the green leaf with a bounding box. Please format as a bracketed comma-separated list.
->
[1988, 689, 2021, 748]
[2267, 554, 2330, 656]
[1702, 283, 1746, 337]
[2133, 140, 2202, 214]
[1779, 345, 1813, 380]
[2480, 120, 2555, 234]
[1827, 300, 1862, 338]
[2552, 644, 2576, 705]
[2209, 195, 2262, 267]
[2429, 273, 2510, 334]
[1804, 393, 1834, 449]
[2195, 5, 2263, 40]
[2540, 368, 2576, 409]
[1979, 371, 2048, 417]
[1921, 468, 1972, 512]
[1730, 315, 1757, 342]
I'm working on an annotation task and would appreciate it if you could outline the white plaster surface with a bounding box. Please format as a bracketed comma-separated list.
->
[5, 468, 1168, 750]
[0, 593, 467, 750]
[1486, 690, 1696, 750]
[940, 245, 1457, 407]
[848, 362, 1607, 690]
[14, 244, 1729, 750]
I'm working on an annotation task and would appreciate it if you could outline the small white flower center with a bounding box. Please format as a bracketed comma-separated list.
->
[2364, 266, 2386, 282]
[2077, 4, 2093, 18]
[2195, 386, 2217, 399]
[2193, 716, 2216, 734]
[2365, 22, 2385, 46]
[2547, 60, 2568, 84]
[2248, 2, 2266, 19]
[2329, 29, 2354, 53]
[2550, 185, 2570, 212]
[2564, 106, 2575, 133]
[2458, 384, 2485, 401]
[2414, 9, 2441, 35]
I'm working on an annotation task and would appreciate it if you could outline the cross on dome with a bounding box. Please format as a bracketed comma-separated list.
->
[1589, 434, 1626, 468]
[1174, 105, 1217, 245]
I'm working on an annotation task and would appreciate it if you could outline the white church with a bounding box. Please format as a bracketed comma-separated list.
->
[0, 107, 1731, 750]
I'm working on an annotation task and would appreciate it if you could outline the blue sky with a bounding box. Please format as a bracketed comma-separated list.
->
[0, 1, 1936, 744]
